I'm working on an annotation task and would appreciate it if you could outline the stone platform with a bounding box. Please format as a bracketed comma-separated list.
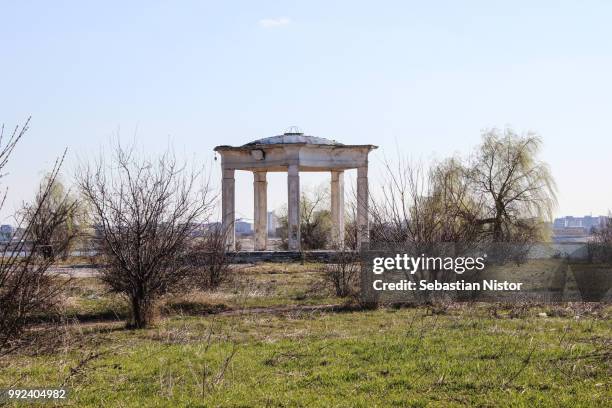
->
[227, 250, 341, 264]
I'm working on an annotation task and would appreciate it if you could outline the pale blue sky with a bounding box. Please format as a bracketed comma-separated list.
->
[1, 1, 611, 222]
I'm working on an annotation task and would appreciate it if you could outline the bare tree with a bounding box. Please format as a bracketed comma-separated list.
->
[368, 158, 476, 303]
[370, 157, 478, 246]
[0, 119, 76, 353]
[77, 142, 213, 328]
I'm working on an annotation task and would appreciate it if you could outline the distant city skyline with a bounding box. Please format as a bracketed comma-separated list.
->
[1, 1, 611, 221]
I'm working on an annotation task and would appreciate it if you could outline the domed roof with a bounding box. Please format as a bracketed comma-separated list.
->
[243, 131, 342, 147]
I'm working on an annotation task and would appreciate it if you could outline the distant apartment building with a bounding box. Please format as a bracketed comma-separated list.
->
[235, 218, 253, 236]
[553, 215, 607, 230]
[552, 215, 609, 242]
[0, 224, 14, 242]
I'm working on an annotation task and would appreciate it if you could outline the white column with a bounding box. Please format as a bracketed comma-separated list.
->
[287, 164, 301, 251]
[330, 170, 345, 248]
[357, 166, 369, 249]
[253, 171, 268, 251]
[221, 168, 235, 251]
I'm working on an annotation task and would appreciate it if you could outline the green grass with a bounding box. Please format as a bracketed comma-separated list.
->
[3, 307, 610, 406]
[1, 264, 610, 407]
[59, 262, 340, 322]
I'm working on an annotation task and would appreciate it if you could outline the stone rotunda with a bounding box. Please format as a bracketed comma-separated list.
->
[214, 130, 377, 251]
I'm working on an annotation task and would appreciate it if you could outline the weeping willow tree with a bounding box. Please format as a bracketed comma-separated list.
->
[24, 175, 84, 259]
[467, 129, 557, 242]
[370, 128, 557, 246]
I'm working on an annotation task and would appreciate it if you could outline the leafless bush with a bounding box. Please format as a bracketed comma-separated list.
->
[77, 141, 213, 328]
[325, 250, 360, 297]
[588, 216, 612, 263]
[324, 211, 360, 297]
[343, 196, 359, 250]
[0, 119, 77, 353]
[190, 224, 231, 290]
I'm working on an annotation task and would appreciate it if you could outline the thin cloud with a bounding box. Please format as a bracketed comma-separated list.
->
[258, 17, 291, 28]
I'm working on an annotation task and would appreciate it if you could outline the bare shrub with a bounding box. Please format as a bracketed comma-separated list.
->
[77, 141, 213, 328]
[325, 250, 360, 297]
[343, 196, 359, 250]
[190, 224, 231, 290]
[588, 216, 612, 263]
[324, 211, 360, 297]
[0, 119, 77, 353]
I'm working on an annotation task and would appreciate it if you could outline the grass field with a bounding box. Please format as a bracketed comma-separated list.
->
[1, 263, 610, 407]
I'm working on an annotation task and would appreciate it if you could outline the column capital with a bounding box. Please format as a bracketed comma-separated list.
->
[253, 170, 267, 182]
[288, 163, 299, 176]
[331, 170, 344, 181]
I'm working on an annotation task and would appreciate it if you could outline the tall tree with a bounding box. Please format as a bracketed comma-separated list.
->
[467, 129, 557, 242]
